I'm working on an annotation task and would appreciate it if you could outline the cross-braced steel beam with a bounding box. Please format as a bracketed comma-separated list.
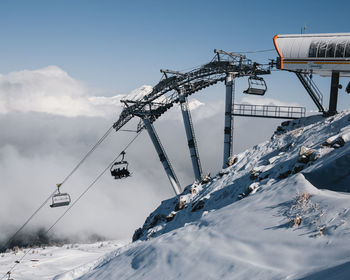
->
[142, 117, 181, 195]
[178, 87, 202, 182]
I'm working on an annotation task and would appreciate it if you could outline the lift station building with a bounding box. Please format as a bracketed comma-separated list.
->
[273, 33, 350, 115]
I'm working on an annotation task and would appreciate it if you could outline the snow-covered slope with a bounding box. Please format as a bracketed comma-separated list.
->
[3, 111, 350, 279]
[76, 111, 350, 280]
[0, 241, 125, 280]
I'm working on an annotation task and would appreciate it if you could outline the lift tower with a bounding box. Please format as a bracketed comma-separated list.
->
[223, 72, 235, 168]
[178, 86, 203, 182]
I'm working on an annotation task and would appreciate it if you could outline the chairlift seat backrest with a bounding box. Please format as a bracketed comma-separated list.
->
[243, 76, 267, 96]
[50, 193, 71, 208]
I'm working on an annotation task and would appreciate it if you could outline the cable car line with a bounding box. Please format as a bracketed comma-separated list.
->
[0, 190, 56, 255]
[60, 125, 114, 186]
[240, 48, 275, 54]
[1, 131, 142, 280]
[119, 129, 139, 133]
[0, 125, 114, 263]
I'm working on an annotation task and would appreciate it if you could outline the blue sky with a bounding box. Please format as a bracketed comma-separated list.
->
[0, 0, 350, 108]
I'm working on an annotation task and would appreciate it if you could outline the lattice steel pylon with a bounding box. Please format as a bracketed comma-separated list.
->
[113, 50, 271, 194]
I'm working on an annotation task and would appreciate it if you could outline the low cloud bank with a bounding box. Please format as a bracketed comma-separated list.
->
[0, 66, 286, 246]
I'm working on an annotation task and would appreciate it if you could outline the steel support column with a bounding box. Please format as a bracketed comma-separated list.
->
[179, 88, 202, 182]
[143, 118, 181, 195]
[223, 73, 234, 168]
[328, 71, 340, 116]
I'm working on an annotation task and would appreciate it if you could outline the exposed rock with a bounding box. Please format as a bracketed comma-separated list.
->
[276, 126, 285, 133]
[228, 155, 238, 166]
[191, 199, 206, 212]
[238, 183, 259, 199]
[293, 163, 305, 174]
[146, 230, 155, 240]
[323, 135, 345, 148]
[175, 199, 186, 211]
[332, 137, 345, 148]
[201, 173, 211, 184]
[281, 120, 290, 127]
[132, 228, 143, 242]
[318, 226, 326, 236]
[298, 146, 317, 163]
[278, 170, 291, 179]
[166, 211, 177, 222]
[218, 171, 229, 177]
[250, 169, 260, 180]
[291, 216, 302, 227]
[190, 186, 197, 195]
[148, 214, 166, 229]
[258, 173, 269, 181]
[297, 193, 311, 203]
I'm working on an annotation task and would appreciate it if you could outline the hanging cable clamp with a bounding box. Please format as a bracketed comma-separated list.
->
[56, 183, 62, 193]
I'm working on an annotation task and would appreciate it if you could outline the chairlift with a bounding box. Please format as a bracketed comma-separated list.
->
[243, 76, 267, 96]
[110, 151, 131, 179]
[50, 184, 71, 208]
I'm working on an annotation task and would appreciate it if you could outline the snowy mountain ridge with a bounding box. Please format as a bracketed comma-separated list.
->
[76, 110, 350, 280]
[2, 111, 350, 279]
[131, 111, 350, 242]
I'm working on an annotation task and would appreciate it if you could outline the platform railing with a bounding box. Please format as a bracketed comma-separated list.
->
[232, 103, 306, 119]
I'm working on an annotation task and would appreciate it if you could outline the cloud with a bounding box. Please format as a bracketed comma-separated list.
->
[0, 66, 125, 117]
[239, 95, 302, 107]
[123, 85, 153, 101]
[0, 66, 285, 245]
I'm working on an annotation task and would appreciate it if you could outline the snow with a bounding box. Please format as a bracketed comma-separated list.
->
[3, 111, 350, 279]
[122, 85, 153, 101]
[0, 241, 125, 280]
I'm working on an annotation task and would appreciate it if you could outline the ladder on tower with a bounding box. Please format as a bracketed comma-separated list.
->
[295, 72, 325, 113]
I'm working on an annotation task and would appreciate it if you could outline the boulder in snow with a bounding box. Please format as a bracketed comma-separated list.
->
[228, 155, 238, 166]
[166, 211, 177, 222]
[298, 146, 317, 163]
[175, 199, 187, 211]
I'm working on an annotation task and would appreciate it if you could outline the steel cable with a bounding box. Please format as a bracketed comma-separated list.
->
[0, 125, 114, 266]
[1, 131, 141, 280]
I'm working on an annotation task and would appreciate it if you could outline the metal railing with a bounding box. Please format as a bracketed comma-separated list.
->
[232, 103, 306, 119]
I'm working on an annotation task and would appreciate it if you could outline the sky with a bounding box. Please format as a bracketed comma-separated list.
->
[0, 0, 349, 92]
[0, 0, 350, 243]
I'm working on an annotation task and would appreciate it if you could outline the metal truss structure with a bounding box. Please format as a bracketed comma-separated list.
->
[112, 50, 272, 194]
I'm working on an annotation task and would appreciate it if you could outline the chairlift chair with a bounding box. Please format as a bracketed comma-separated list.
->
[110, 151, 131, 179]
[243, 76, 267, 96]
[50, 184, 71, 208]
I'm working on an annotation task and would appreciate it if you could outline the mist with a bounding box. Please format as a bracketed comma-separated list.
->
[0, 66, 284, 248]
